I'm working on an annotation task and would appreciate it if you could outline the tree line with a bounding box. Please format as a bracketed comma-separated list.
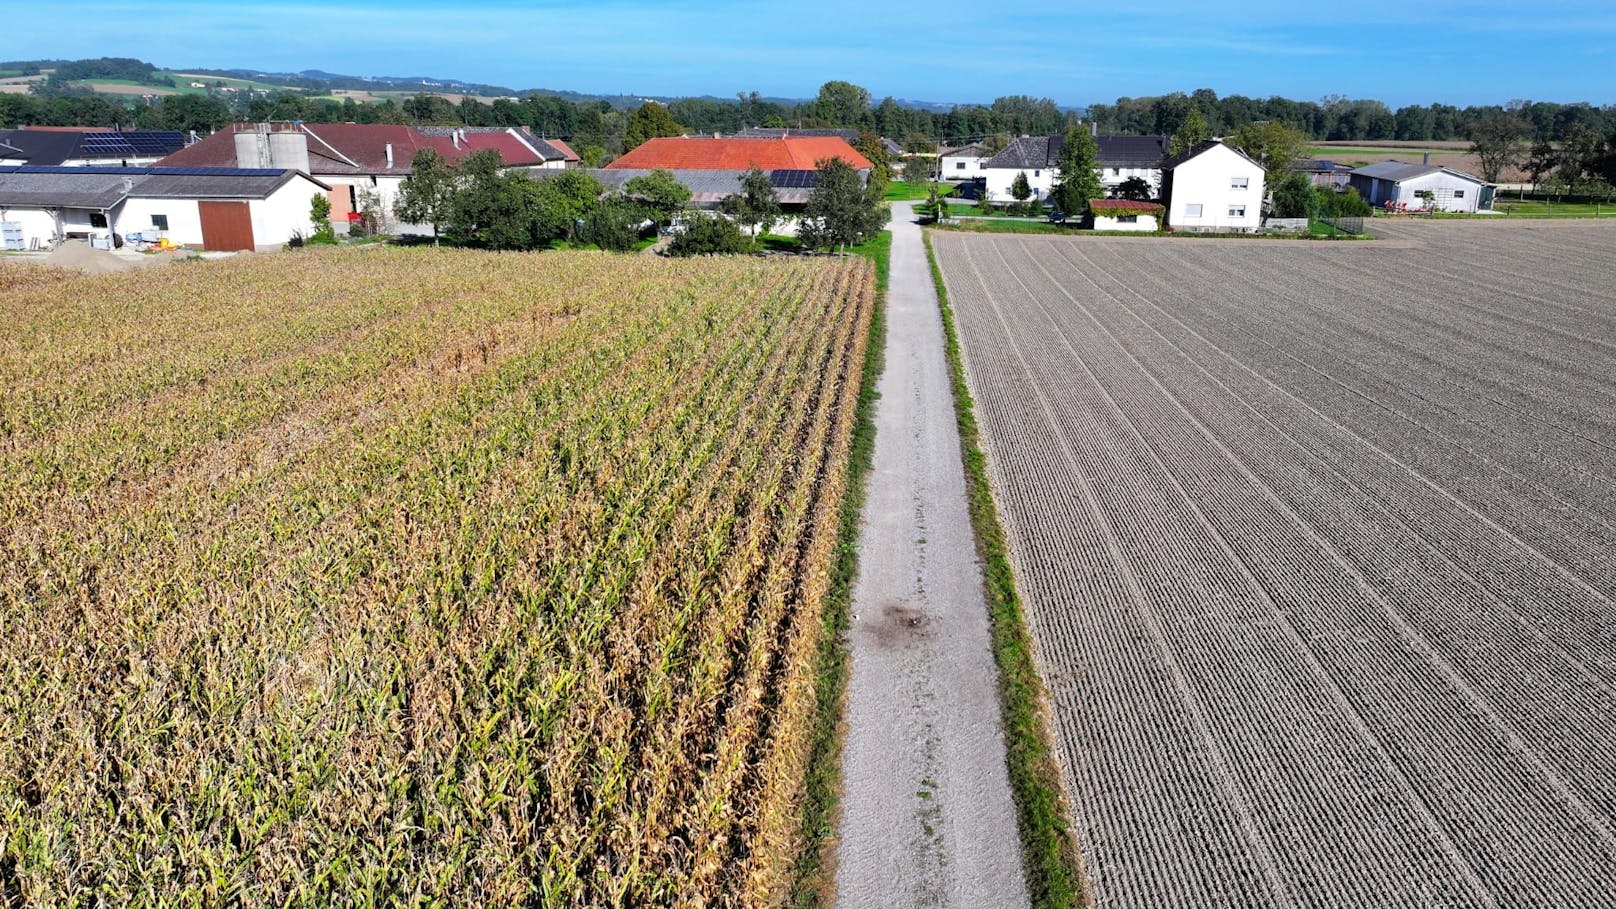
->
[1089, 90, 1615, 144]
[391, 149, 885, 255]
[5, 70, 1613, 164]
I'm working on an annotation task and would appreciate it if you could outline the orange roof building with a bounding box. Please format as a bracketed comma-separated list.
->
[606, 136, 872, 171]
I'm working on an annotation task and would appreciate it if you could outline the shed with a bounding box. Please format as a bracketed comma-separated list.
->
[1348, 161, 1493, 212]
[1089, 199, 1163, 231]
[0, 166, 330, 251]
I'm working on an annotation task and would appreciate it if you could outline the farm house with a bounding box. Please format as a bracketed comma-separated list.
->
[0, 165, 330, 251]
[981, 132, 1172, 202]
[159, 122, 566, 233]
[1349, 161, 1494, 212]
[1161, 140, 1266, 232]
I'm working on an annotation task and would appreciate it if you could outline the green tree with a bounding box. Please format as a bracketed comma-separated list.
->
[1271, 173, 1318, 219]
[1168, 106, 1211, 158]
[1466, 114, 1529, 184]
[1010, 171, 1033, 204]
[529, 169, 605, 244]
[393, 148, 459, 245]
[623, 169, 692, 228]
[798, 158, 888, 253]
[308, 193, 337, 244]
[1229, 120, 1310, 184]
[578, 195, 645, 251]
[624, 101, 684, 151]
[1525, 136, 1558, 192]
[667, 213, 753, 256]
[852, 131, 891, 195]
[813, 80, 871, 127]
[717, 166, 781, 237]
[445, 150, 536, 250]
[1050, 124, 1104, 216]
[1112, 176, 1153, 201]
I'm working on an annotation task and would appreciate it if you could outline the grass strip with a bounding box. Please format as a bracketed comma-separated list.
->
[935, 219, 1371, 240]
[923, 230, 1087, 909]
[792, 230, 891, 908]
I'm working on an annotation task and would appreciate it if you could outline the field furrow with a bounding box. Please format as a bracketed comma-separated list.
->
[933, 220, 1616, 909]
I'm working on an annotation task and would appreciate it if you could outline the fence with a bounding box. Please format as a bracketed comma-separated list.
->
[1317, 216, 1365, 236]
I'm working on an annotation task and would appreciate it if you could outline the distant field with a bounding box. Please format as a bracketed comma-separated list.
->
[1310, 140, 1520, 180]
[936, 220, 1616, 908]
[0, 247, 875, 906]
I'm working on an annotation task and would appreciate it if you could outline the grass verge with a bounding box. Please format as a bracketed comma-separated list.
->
[923, 231, 1086, 908]
[792, 230, 891, 907]
[935, 219, 1372, 240]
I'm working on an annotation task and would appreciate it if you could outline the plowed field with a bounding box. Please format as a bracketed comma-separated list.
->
[932, 220, 1616, 908]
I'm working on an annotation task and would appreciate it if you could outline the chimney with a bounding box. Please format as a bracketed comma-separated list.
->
[121, 177, 134, 193]
[386, 143, 394, 169]
[1091, 121, 1098, 137]
[1423, 152, 1431, 165]
[453, 130, 461, 150]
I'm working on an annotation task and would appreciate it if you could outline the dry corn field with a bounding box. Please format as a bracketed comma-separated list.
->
[0, 247, 875, 907]
[933, 220, 1616, 908]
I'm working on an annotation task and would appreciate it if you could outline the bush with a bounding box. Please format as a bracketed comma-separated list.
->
[667, 214, 753, 256]
[1272, 173, 1318, 219]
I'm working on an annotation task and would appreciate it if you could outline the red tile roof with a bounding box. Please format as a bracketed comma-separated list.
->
[1089, 199, 1164, 213]
[543, 138, 580, 162]
[606, 136, 872, 170]
[158, 123, 547, 174]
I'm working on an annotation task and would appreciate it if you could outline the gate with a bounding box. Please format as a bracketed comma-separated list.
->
[198, 201, 255, 251]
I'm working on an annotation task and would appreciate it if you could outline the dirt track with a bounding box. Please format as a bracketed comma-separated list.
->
[934, 220, 1616, 908]
[833, 203, 1028, 908]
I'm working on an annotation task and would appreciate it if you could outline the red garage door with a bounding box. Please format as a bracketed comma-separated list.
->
[198, 201, 255, 251]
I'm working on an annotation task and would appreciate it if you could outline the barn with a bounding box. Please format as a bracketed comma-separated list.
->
[1349, 161, 1494, 213]
[0, 166, 331, 251]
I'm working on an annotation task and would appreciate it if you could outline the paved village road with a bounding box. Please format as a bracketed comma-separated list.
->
[832, 203, 1030, 909]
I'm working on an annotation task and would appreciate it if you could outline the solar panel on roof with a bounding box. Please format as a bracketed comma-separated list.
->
[769, 169, 819, 188]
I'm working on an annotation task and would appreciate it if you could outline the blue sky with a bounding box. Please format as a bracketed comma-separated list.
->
[12, 0, 1616, 107]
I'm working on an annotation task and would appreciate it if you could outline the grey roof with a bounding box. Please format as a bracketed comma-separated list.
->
[130, 170, 318, 199]
[0, 165, 327, 209]
[940, 143, 988, 157]
[986, 134, 1171, 170]
[985, 135, 1057, 170]
[1097, 135, 1170, 168]
[0, 169, 132, 208]
[1350, 160, 1488, 185]
[1293, 158, 1356, 174]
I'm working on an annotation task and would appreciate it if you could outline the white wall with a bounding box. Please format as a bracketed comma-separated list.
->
[1392, 171, 1485, 213]
[118, 198, 203, 245]
[939, 152, 988, 181]
[1093, 212, 1159, 232]
[1166, 144, 1265, 232]
[984, 166, 1055, 202]
[251, 176, 331, 249]
[0, 208, 61, 249]
[1099, 165, 1162, 196]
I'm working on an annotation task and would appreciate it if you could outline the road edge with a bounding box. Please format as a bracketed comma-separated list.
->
[922, 230, 1088, 909]
[792, 232, 892, 908]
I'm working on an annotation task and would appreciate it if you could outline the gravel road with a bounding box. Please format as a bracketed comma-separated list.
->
[832, 203, 1029, 909]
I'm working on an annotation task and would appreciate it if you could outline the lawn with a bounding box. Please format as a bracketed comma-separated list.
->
[884, 181, 955, 202]
[0, 247, 877, 907]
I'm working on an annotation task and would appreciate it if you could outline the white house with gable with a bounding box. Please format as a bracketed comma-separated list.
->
[1161, 141, 1266, 232]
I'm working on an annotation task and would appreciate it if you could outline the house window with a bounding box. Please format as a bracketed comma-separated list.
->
[1033, 170, 1041, 177]
[1453, 189, 1465, 198]
[1118, 215, 1138, 223]
[1186, 204, 1203, 217]
[150, 214, 169, 231]
[1110, 168, 1118, 175]
[955, 161, 967, 170]
[1229, 205, 1246, 218]
[89, 212, 108, 228]
[1231, 176, 1249, 189]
